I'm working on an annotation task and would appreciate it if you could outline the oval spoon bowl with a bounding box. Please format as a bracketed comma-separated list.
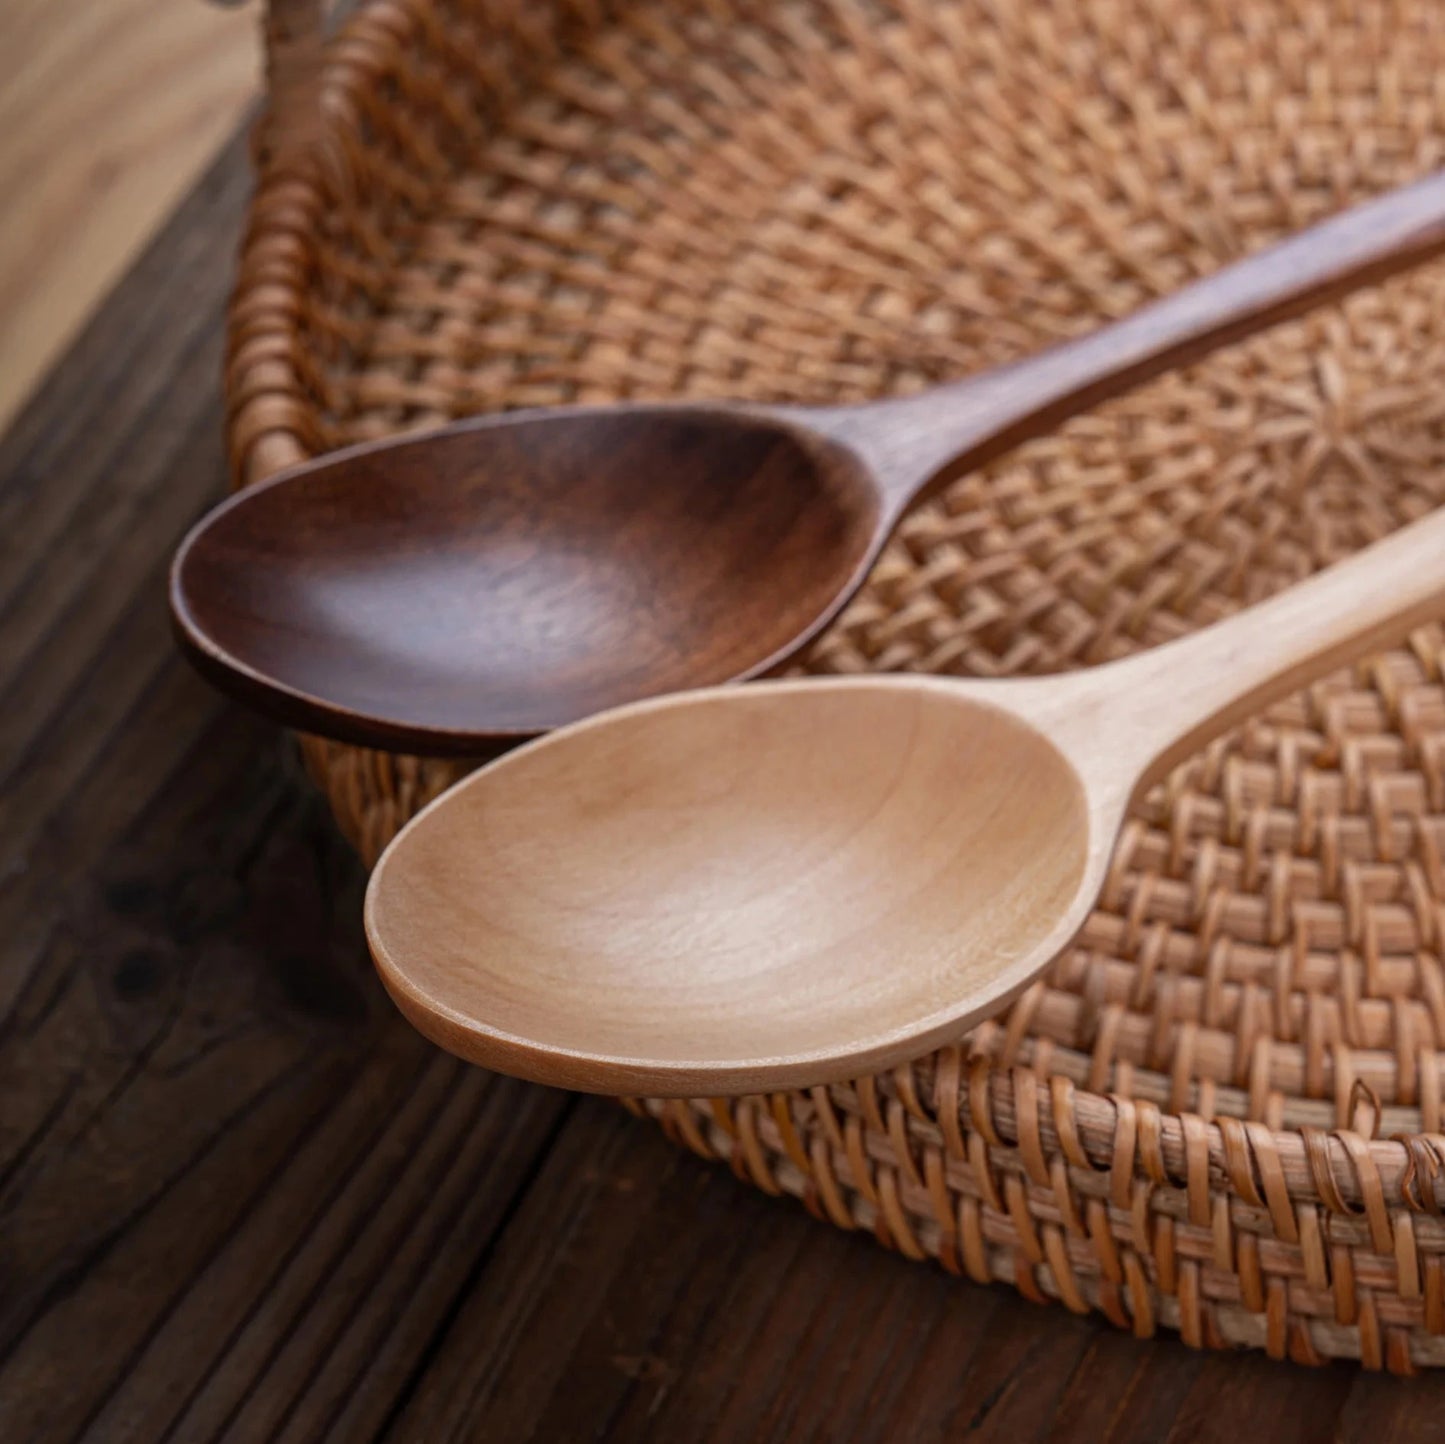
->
[364, 678, 1100, 1095]
[172, 407, 881, 750]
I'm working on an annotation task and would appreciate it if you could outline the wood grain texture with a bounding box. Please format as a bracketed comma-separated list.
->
[0, 0, 256, 435]
[5, 117, 1445, 1444]
[171, 407, 878, 748]
[175, 169, 1445, 755]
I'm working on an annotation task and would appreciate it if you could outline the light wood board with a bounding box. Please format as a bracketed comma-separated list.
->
[0, 0, 257, 434]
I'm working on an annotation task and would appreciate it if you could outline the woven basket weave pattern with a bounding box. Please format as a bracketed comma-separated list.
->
[231, 0, 1445, 1370]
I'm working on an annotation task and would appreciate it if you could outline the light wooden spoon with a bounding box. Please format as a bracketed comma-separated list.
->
[172, 173, 1445, 753]
[365, 501, 1445, 1096]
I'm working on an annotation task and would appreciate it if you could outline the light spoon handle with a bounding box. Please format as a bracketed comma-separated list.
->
[1043, 503, 1445, 798]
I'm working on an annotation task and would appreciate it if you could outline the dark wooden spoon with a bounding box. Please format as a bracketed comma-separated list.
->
[172, 174, 1445, 754]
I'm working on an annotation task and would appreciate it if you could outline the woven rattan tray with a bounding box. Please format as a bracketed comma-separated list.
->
[229, 0, 1445, 1370]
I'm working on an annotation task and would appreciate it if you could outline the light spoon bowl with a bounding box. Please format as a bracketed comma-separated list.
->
[365, 495, 1445, 1095]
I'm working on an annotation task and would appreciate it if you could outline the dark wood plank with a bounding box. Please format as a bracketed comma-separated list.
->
[4, 114, 1445, 1444]
[0, 130, 574, 1444]
[386, 1094, 1445, 1444]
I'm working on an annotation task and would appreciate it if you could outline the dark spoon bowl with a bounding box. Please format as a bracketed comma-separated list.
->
[170, 406, 883, 753]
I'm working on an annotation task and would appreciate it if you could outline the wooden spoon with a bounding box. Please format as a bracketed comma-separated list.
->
[365, 504, 1445, 1096]
[173, 174, 1445, 754]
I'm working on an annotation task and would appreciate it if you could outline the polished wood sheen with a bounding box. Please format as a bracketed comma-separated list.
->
[366, 495, 1445, 1095]
[172, 171, 1445, 752]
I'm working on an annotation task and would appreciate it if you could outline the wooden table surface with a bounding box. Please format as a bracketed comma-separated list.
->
[6, 129, 1445, 1444]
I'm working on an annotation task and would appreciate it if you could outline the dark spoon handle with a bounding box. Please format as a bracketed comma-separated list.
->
[819, 170, 1445, 510]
